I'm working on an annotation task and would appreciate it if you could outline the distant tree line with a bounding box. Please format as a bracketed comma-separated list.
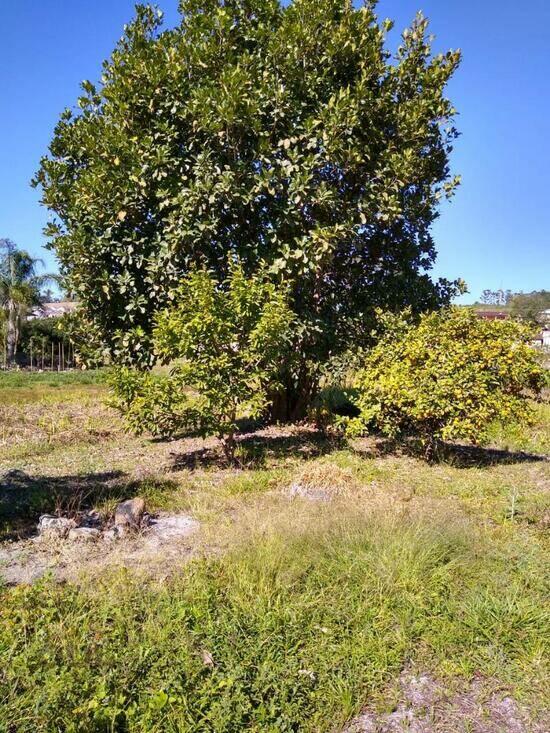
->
[478, 289, 513, 306]
[0, 238, 86, 369]
[477, 289, 550, 325]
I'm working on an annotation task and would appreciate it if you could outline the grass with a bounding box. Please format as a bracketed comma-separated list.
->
[0, 371, 549, 730]
[0, 367, 109, 390]
[1, 510, 548, 732]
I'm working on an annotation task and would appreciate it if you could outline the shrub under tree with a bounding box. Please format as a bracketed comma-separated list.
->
[35, 0, 463, 417]
[346, 308, 548, 459]
[110, 265, 294, 463]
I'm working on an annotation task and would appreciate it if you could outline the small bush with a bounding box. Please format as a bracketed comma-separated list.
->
[346, 308, 548, 459]
[111, 265, 294, 462]
[109, 368, 207, 439]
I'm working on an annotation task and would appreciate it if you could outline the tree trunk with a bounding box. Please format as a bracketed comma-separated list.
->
[220, 409, 238, 465]
[220, 433, 236, 465]
[269, 369, 319, 423]
[6, 300, 17, 366]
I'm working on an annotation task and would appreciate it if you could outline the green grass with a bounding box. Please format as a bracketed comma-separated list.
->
[0, 373, 548, 730]
[0, 367, 109, 390]
[1, 509, 547, 732]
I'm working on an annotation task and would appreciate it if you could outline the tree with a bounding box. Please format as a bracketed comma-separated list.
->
[479, 290, 493, 305]
[479, 289, 512, 306]
[346, 308, 548, 460]
[510, 290, 550, 326]
[35, 0, 462, 416]
[0, 239, 58, 365]
[40, 288, 57, 303]
[110, 265, 294, 463]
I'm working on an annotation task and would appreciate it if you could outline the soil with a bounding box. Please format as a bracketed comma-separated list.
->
[344, 672, 548, 733]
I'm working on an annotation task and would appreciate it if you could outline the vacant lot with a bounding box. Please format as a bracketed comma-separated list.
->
[1, 371, 549, 731]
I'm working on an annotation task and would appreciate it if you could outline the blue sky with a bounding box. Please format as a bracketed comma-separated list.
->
[1, 0, 548, 303]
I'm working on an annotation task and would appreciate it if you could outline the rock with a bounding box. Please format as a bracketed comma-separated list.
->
[104, 525, 130, 541]
[287, 482, 331, 502]
[67, 527, 101, 542]
[37, 515, 77, 538]
[79, 510, 102, 528]
[103, 528, 120, 543]
[145, 514, 199, 544]
[114, 498, 146, 529]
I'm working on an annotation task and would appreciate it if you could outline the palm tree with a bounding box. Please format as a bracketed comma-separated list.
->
[0, 239, 59, 366]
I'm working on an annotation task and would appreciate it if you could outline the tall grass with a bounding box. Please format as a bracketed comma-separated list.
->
[1, 508, 547, 731]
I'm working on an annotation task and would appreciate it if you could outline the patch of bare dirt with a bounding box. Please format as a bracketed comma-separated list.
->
[344, 673, 548, 733]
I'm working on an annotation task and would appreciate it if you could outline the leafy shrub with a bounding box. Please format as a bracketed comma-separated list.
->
[312, 385, 360, 428]
[109, 368, 208, 440]
[111, 266, 294, 462]
[346, 308, 548, 459]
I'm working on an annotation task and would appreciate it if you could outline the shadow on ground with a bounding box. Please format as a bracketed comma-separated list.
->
[441, 442, 547, 468]
[168, 426, 345, 471]
[346, 435, 546, 468]
[0, 469, 131, 541]
[168, 426, 547, 472]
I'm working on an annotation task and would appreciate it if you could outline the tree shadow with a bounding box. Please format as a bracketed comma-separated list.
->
[169, 447, 228, 471]
[352, 435, 547, 468]
[238, 427, 344, 467]
[437, 442, 547, 469]
[168, 426, 345, 471]
[0, 468, 132, 541]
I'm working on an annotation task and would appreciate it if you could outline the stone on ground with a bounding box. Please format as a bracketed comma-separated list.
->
[67, 527, 101, 542]
[37, 515, 77, 538]
[114, 497, 146, 528]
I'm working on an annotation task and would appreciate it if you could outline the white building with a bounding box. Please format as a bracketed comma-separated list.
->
[27, 301, 78, 320]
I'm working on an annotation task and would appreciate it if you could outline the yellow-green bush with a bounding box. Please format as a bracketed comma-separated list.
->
[347, 308, 548, 458]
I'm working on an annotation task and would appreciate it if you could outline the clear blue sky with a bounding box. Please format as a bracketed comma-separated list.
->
[1, 0, 549, 303]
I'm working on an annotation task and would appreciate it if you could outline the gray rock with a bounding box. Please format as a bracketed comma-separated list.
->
[79, 510, 102, 528]
[38, 515, 77, 538]
[67, 527, 101, 542]
[114, 497, 146, 528]
[103, 526, 128, 542]
[287, 483, 331, 502]
[143, 514, 200, 547]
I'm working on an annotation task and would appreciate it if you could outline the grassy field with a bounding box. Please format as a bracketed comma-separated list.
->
[0, 371, 548, 731]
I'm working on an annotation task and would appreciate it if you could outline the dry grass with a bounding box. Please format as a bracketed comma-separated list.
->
[0, 385, 122, 461]
[0, 373, 549, 729]
[287, 457, 361, 498]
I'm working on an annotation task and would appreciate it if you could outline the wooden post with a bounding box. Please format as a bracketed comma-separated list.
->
[42, 337, 45, 370]
[30, 339, 33, 372]
[51, 342, 54, 371]
[58, 342, 61, 372]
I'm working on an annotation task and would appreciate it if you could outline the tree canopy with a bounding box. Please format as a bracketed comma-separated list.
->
[35, 0, 462, 413]
[0, 239, 57, 364]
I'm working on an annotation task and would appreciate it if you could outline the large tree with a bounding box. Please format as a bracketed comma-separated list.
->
[35, 0, 462, 417]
